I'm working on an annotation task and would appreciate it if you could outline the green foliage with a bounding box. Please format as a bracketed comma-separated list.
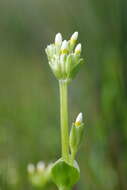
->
[51, 158, 80, 190]
[0, 0, 127, 189]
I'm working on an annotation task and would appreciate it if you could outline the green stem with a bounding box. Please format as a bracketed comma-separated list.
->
[59, 187, 71, 190]
[71, 150, 76, 165]
[59, 80, 69, 162]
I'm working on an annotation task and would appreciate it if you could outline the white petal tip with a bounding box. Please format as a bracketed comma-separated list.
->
[55, 33, 62, 45]
[75, 112, 83, 126]
[71, 31, 78, 41]
[61, 40, 68, 54]
[27, 163, 35, 174]
[37, 161, 45, 172]
[75, 43, 82, 54]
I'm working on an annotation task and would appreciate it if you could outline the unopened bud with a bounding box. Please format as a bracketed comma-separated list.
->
[75, 43, 81, 54]
[27, 163, 35, 174]
[70, 31, 78, 44]
[61, 40, 68, 54]
[75, 112, 83, 127]
[37, 161, 45, 172]
[55, 33, 62, 45]
[69, 113, 84, 160]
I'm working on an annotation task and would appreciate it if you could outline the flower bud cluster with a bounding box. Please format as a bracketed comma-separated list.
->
[45, 32, 84, 81]
[27, 161, 52, 187]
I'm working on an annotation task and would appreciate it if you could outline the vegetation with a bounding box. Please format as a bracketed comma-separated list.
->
[0, 0, 127, 189]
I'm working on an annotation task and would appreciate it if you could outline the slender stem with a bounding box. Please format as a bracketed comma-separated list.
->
[59, 80, 69, 162]
[71, 150, 76, 165]
[59, 187, 71, 190]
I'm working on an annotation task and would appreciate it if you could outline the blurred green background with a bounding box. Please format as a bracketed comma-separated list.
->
[0, 0, 127, 189]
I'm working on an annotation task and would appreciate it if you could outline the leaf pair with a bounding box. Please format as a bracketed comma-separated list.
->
[51, 158, 80, 190]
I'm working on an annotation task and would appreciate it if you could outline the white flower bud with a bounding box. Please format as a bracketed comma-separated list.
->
[27, 163, 35, 174]
[70, 31, 78, 43]
[61, 40, 68, 54]
[47, 163, 53, 172]
[37, 161, 45, 172]
[55, 33, 62, 45]
[75, 112, 83, 126]
[75, 43, 81, 54]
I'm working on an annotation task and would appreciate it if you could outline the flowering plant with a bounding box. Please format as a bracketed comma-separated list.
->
[28, 32, 85, 190]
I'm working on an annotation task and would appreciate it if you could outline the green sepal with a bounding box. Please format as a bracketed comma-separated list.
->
[69, 123, 84, 156]
[70, 58, 84, 79]
[51, 158, 80, 189]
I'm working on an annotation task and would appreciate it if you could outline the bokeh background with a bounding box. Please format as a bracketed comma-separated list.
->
[0, 0, 127, 189]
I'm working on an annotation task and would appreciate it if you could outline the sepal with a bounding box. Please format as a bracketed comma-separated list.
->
[69, 123, 84, 155]
[69, 113, 84, 160]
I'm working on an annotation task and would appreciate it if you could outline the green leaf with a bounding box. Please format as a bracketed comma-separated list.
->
[51, 158, 80, 189]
